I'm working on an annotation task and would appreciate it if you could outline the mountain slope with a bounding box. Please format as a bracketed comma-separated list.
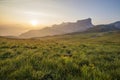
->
[86, 21, 120, 32]
[20, 18, 93, 38]
[19, 19, 120, 38]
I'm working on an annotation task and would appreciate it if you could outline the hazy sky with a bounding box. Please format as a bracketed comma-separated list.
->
[0, 0, 120, 36]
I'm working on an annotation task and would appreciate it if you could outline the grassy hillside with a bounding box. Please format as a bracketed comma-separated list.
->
[0, 31, 120, 80]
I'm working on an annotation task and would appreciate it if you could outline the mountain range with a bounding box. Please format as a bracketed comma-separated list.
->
[19, 18, 93, 38]
[19, 18, 120, 38]
[86, 21, 120, 32]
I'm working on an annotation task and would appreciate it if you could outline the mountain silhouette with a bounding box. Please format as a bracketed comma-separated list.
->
[86, 21, 120, 32]
[19, 18, 120, 38]
[20, 18, 93, 38]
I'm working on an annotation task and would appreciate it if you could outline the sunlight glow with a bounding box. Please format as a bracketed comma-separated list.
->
[31, 20, 38, 26]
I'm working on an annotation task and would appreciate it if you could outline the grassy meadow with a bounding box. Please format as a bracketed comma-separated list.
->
[0, 31, 120, 80]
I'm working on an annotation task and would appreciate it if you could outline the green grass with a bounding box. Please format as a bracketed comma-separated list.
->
[0, 31, 120, 80]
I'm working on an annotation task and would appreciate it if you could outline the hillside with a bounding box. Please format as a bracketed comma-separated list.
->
[19, 19, 120, 38]
[86, 21, 120, 32]
[20, 18, 93, 38]
[0, 31, 120, 80]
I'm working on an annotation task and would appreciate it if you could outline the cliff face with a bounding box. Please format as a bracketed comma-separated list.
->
[20, 18, 93, 38]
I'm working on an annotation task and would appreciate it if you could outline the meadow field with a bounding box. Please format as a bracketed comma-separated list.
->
[0, 31, 120, 80]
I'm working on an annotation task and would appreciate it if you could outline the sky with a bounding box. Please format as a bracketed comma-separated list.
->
[0, 0, 120, 36]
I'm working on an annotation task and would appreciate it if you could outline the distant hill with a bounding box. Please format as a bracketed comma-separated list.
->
[19, 18, 93, 38]
[86, 21, 120, 32]
[18, 18, 120, 38]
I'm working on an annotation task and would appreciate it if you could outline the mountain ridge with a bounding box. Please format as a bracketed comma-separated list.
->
[20, 18, 93, 38]
[18, 18, 120, 38]
[86, 21, 120, 32]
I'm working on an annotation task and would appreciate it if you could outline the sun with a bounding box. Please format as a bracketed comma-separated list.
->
[31, 20, 38, 26]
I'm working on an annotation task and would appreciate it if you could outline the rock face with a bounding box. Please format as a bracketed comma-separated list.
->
[86, 21, 120, 32]
[19, 18, 93, 38]
[110, 21, 120, 29]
